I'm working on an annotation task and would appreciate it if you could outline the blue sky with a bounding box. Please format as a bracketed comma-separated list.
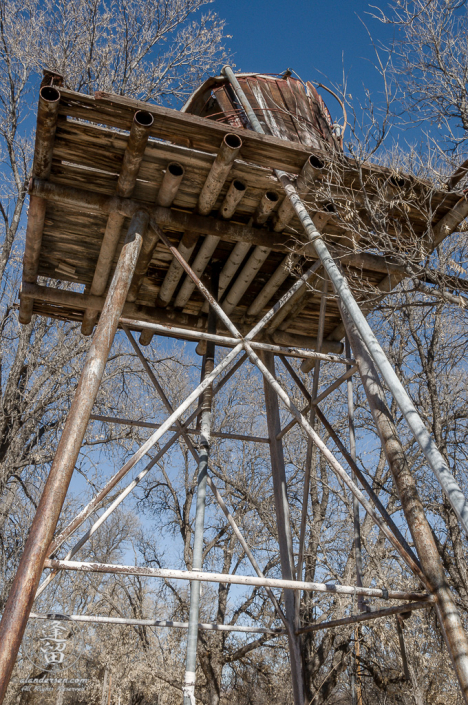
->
[215, 0, 394, 125]
[61, 0, 415, 598]
[67, 0, 402, 560]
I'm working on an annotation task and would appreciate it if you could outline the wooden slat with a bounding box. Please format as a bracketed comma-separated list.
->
[261, 79, 300, 143]
[59, 88, 315, 175]
[20, 81, 465, 344]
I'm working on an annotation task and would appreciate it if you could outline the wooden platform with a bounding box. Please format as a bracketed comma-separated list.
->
[19, 74, 463, 350]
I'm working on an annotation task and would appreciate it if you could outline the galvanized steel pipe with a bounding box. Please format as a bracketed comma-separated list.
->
[28, 612, 285, 635]
[44, 559, 430, 600]
[221, 63, 468, 541]
[183, 279, 217, 705]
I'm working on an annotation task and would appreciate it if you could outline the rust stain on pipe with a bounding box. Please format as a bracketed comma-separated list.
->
[254, 190, 279, 225]
[343, 307, 468, 703]
[0, 211, 146, 703]
[43, 558, 431, 600]
[220, 178, 247, 219]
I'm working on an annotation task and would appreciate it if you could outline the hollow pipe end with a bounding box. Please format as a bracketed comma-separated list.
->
[167, 162, 185, 178]
[39, 85, 60, 104]
[134, 110, 154, 128]
[224, 133, 242, 151]
[309, 154, 325, 171]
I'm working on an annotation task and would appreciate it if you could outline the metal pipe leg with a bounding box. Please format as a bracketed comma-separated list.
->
[346, 338, 364, 613]
[183, 275, 217, 705]
[262, 352, 305, 705]
[222, 63, 468, 540]
[346, 337, 364, 705]
[0, 211, 148, 703]
[342, 307, 468, 704]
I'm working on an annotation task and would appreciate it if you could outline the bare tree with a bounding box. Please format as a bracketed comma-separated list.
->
[0, 0, 229, 599]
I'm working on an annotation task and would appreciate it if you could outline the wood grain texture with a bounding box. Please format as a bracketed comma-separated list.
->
[20, 81, 464, 345]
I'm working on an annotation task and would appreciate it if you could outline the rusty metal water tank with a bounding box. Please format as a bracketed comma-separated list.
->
[182, 71, 340, 152]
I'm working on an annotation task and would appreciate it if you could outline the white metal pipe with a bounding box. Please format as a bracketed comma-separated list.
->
[28, 612, 285, 635]
[184, 300, 217, 704]
[44, 559, 431, 601]
[221, 63, 468, 540]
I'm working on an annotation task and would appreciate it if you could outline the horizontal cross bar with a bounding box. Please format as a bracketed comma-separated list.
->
[89, 414, 270, 444]
[120, 317, 351, 363]
[29, 612, 284, 635]
[27, 600, 432, 636]
[296, 599, 432, 635]
[20, 282, 346, 358]
[44, 559, 432, 601]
